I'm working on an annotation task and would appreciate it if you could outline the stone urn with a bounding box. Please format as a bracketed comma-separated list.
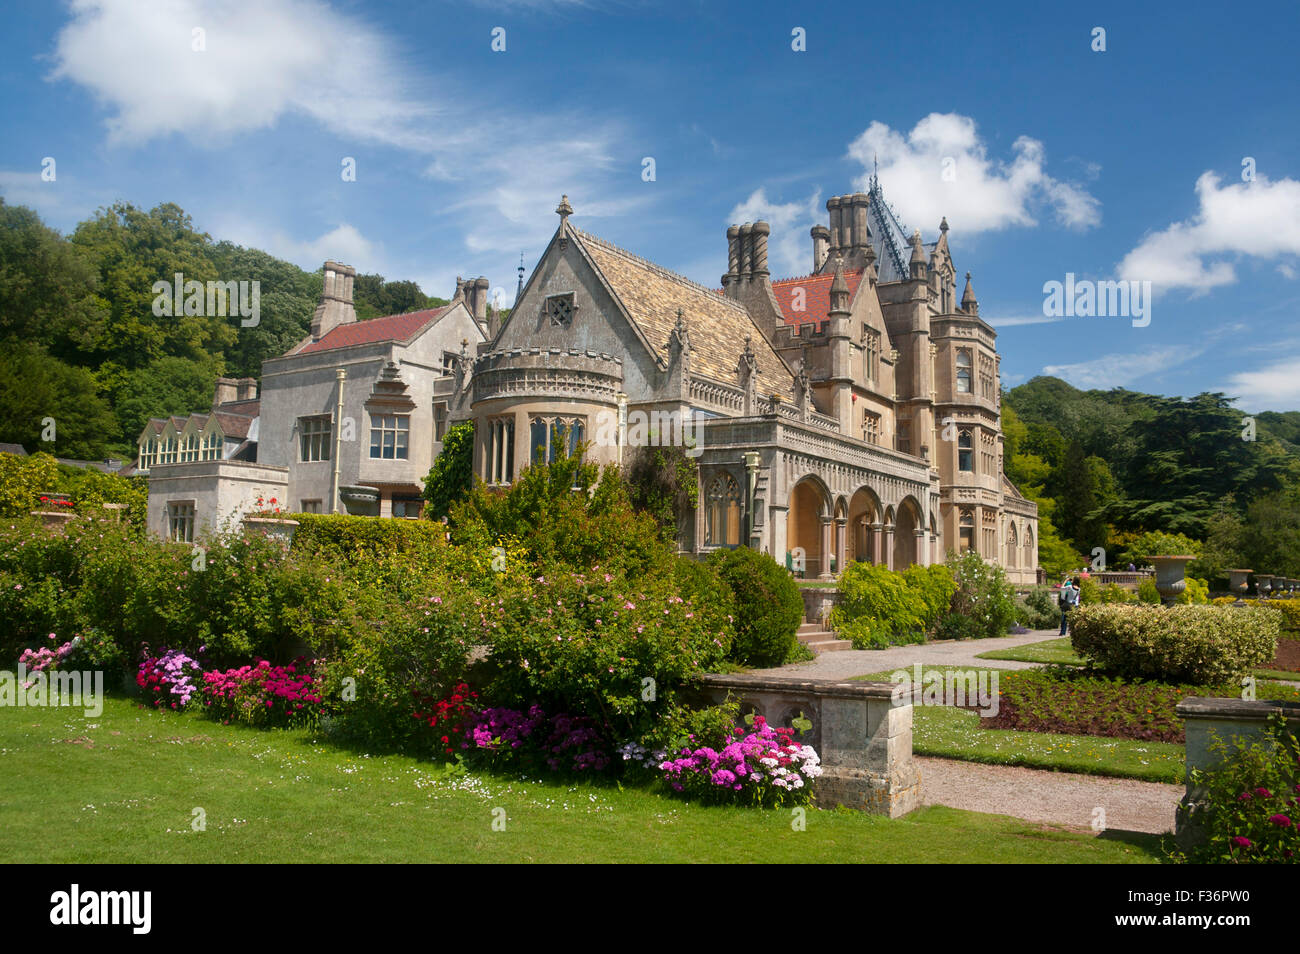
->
[1228, 569, 1253, 605]
[1151, 555, 1196, 606]
[1256, 575, 1274, 599]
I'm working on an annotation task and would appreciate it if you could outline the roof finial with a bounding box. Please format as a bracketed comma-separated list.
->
[516, 252, 525, 302]
[939, 216, 949, 233]
[556, 194, 573, 223]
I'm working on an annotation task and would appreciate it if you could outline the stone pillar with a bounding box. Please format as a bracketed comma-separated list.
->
[835, 517, 847, 578]
[770, 505, 789, 568]
[915, 528, 928, 567]
[871, 521, 884, 566]
[884, 524, 896, 571]
[820, 517, 835, 580]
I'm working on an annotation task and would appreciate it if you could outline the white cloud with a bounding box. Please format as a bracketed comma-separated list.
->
[48, 0, 634, 305]
[50, 0, 438, 150]
[1279, 263, 1297, 279]
[1042, 345, 1204, 390]
[1119, 172, 1300, 293]
[727, 187, 822, 279]
[846, 113, 1101, 234]
[1221, 354, 1300, 412]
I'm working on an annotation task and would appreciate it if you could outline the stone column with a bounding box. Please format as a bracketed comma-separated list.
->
[820, 517, 835, 580]
[770, 505, 789, 568]
[915, 528, 928, 567]
[835, 517, 847, 577]
[883, 524, 896, 571]
[871, 521, 884, 566]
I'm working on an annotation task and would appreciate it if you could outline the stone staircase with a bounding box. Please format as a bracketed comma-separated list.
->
[797, 621, 852, 654]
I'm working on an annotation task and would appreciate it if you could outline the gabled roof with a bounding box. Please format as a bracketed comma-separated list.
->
[214, 410, 257, 440]
[294, 306, 452, 355]
[573, 228, 794, 399]
[770, 269, 867, 326]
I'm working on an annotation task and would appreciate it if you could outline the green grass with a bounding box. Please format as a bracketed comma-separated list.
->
[978, 637, 1084, 666]
[0, 694, 1165, 863]
[851, 665, 1185, 783]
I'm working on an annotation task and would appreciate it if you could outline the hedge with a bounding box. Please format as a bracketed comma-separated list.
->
[1070, 604, 1279, 684]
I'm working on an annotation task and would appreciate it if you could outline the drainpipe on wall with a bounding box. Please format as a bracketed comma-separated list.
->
[616, 392, 628, 466]
[330, 368, 346, 513]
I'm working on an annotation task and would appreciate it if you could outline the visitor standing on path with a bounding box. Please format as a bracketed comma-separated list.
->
[1058, 577, 1080, 636]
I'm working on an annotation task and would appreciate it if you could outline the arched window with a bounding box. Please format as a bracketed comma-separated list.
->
[1006, 523, 1018, 567]
[705, 473, 742, 547]
[959, 509, 975, 553]
[1024, 527, 1035, 565]
[955, 349, 972, 393]
[958, 430, 974, 472]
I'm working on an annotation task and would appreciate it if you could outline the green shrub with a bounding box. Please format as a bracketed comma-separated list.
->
[421, 421, 474, 522]
[1137, 579, 1161, 604]
[0, 452, 58, 518]
[1176, 715, 1300, 864]
[1016, 586, 1059, 629]
[1177, 577, 1210, 605]
[831, 561, 951, 649]
[1100, 582, 1137, 604]
[1077, 577, 1101, 605]
[480, 569, 731, 742]
[945, 550, 1018, 639]
[451, 443, 674, 580]
[320, 588, 478, 751]
[290, 511, 451, 562]
[1070, 604, 1279, 684]
[1124, 531, 1203, 565]
[709, 547, 803, 666]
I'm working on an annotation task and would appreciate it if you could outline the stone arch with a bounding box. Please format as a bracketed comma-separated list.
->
[1024, 525, 1036, 569]
[788, 475, 833, 578]
[848, 486, 883, 564]
[773, 700, 819, 748]
[1006, 521, 1018, 568]
[893, 495, 923, 570]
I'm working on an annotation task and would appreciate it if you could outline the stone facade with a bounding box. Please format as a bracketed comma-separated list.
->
[445, 185, 1037, 581]
[140, 261, 487, 535]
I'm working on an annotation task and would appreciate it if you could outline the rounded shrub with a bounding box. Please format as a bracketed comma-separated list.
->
[1070, 604, 1279, 684]
[831, 561, 951, 649]
[943, 550, 1017, 639]
[708, 547, 803, 667]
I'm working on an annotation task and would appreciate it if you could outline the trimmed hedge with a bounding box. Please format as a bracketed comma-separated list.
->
[1070, 604, 1280, 684]
[288, 512, 450, 560]
[1210, 597, 1300, 634]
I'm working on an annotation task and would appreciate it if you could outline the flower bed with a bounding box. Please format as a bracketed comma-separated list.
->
[623, 715, 821, 808]
[201, 659, 323, 727]
[137, 649, 202, 710]
[980, 668, 1300, 744]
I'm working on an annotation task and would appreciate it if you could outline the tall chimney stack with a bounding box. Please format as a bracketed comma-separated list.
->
[739, 223, 753, 279]
[310, 260, 357, 341]
[827, 196, 844, 253]
[751, 221, 770, 278]
[811, 225, 830, 273]
[851, 193, 869, 254]
[473, 277, 490, 322]
[725, 225, 740, 287]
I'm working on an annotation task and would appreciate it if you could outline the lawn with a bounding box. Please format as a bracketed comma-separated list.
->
[0, 694, 1164, 863]
[851, 665, 1186, 783]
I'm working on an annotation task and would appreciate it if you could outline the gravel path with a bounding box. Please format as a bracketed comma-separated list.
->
[754, 629, 1061, 681]
[917, 756, 1182, 834]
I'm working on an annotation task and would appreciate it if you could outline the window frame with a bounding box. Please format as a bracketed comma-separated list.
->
[300, 415, 333, 463]
[955, 349, 973, 394]
[369, 413, 410, 460]
[168, 500, 196, 544]
[704, 472, 743, 548]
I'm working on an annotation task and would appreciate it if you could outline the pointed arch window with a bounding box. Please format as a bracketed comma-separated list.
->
[705, 472, 742, 547]
[959, 509, 975, 554]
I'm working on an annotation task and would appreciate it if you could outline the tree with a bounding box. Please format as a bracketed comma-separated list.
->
[0, 342, 119, 459]
[422, 422, 474, 522]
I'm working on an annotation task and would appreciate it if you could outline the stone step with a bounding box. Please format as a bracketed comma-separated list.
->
[797, 622, 825, 635]
[805, 638, 853, 653]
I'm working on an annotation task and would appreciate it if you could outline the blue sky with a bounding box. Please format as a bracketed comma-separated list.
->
[2, 0, 1299, 410]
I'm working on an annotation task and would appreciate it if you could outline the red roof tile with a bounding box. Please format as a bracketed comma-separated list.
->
[297, 307, 451, 355]
[770, 270, 866, 326]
